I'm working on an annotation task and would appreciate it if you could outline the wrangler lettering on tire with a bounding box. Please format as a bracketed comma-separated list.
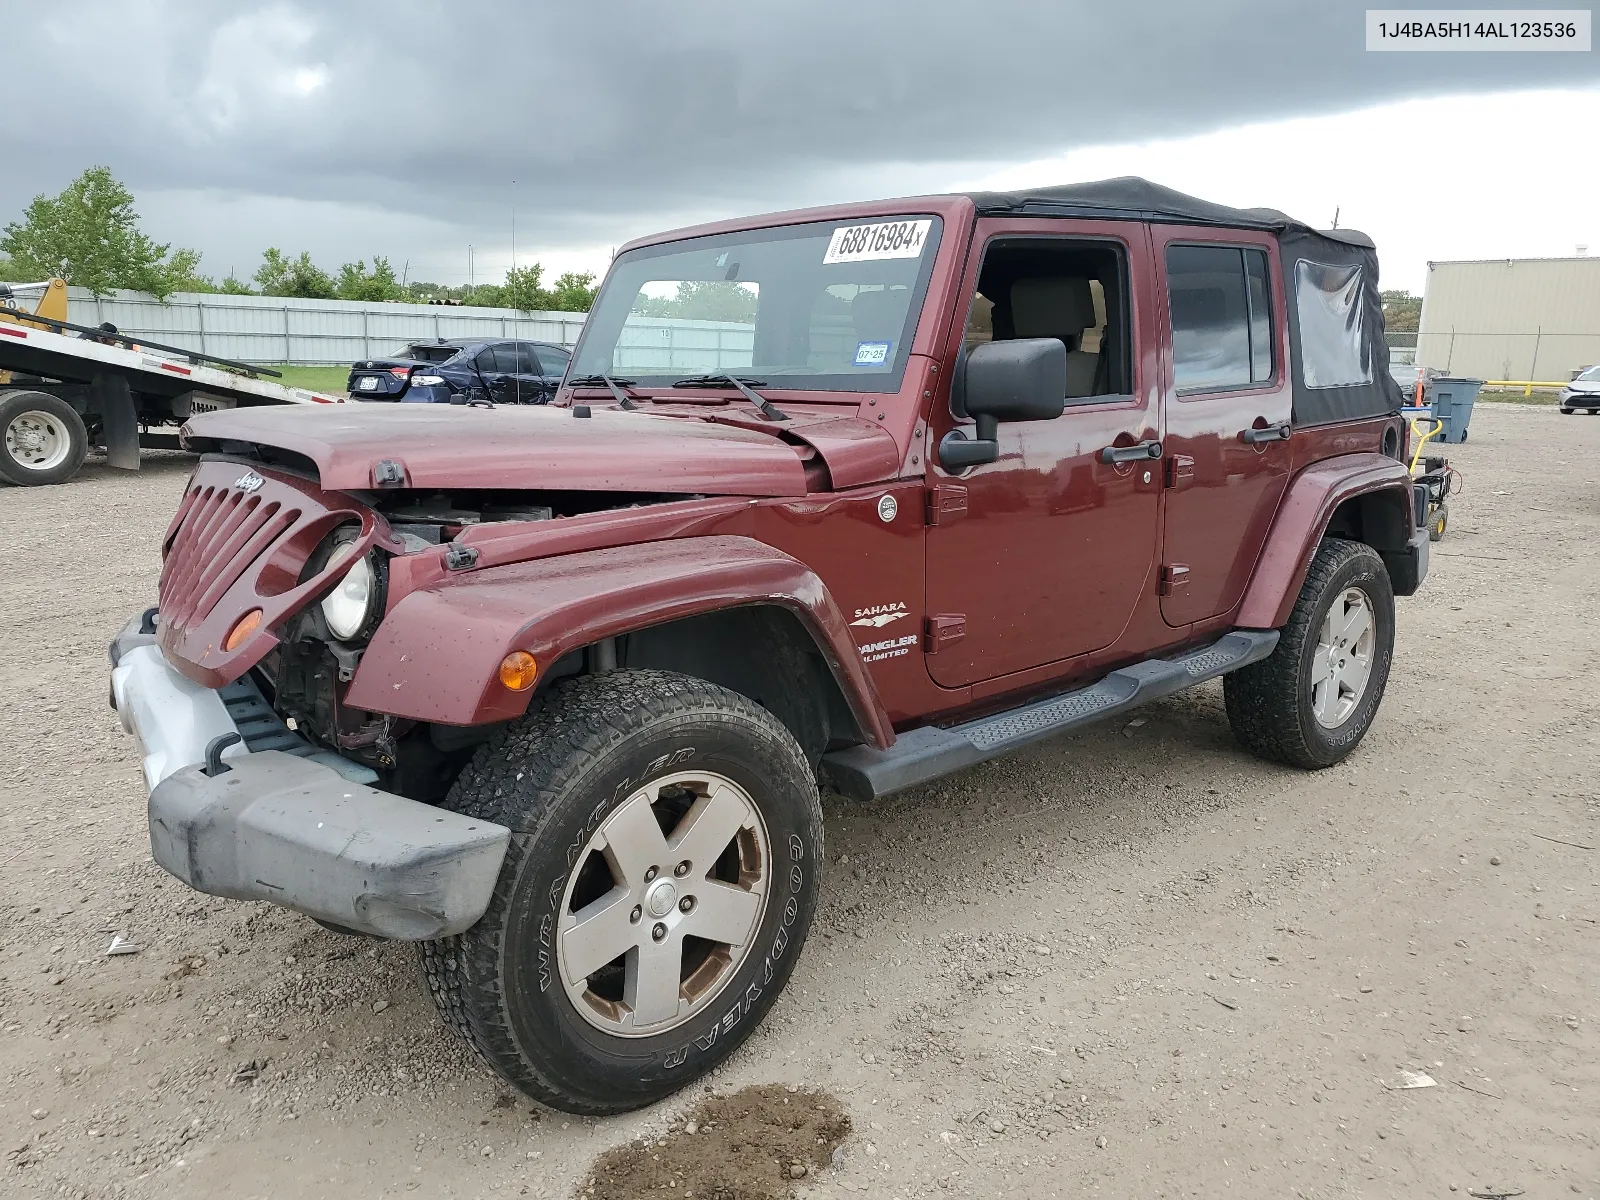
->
[419, 670, 822, 1115]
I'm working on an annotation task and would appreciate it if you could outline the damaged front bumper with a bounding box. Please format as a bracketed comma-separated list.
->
[109, 612, 511, 940]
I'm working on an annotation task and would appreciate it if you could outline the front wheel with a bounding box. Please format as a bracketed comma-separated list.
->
[421, 670, 823, 1114]
[0, 390, 88, 486]
[1225, 538, 1396, 769]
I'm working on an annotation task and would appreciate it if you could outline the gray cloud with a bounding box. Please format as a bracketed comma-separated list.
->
[3, 0, 1593, 279]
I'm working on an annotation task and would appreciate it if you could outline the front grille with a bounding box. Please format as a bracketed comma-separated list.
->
[159, 487, 302, 628]
[156, 460, 382, 688]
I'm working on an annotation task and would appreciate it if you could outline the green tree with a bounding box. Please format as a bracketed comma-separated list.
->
[253, 248, 336, 299]
[547, 270, 598, 312]
[217, 274, 256, 295]
[1, 166, 204, 299]
[634, 280, 758, 323]
[334, 255, 405, 302]
[503, 263, 547, 313]
[1381, 289, 1422, 333]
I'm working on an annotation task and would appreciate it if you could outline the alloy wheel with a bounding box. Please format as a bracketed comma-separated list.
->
[556, 770, 770, 1037]
[1312, 586, 1375, 728]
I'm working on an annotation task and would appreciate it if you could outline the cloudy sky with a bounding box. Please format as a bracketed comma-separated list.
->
[4, 1, 1597, 292]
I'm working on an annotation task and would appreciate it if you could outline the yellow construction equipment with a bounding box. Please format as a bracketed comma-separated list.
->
[0, 279, 70, 384]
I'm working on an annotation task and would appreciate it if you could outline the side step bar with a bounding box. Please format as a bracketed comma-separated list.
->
[822, 630, 1279, 801]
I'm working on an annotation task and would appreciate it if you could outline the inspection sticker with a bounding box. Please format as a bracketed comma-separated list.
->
[854, 341, 892, 366]
[823, 219, 932, 264]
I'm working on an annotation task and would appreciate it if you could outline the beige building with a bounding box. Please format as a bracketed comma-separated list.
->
[1416, 256, 1600, 382]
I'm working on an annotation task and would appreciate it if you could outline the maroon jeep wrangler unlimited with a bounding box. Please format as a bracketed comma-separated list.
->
[109, 179, 1428, 1114]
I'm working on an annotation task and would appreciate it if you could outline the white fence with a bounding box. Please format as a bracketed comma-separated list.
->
[63, 287, 589, 366]
[56, 287, 761, 374]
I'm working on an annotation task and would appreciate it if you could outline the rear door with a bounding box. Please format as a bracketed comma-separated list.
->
[532, 344, 570, 399]
[473, 342, 515, 400]
[1153, 228, 1292, 626]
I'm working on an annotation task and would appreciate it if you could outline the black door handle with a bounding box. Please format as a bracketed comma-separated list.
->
[1099, 439, 1163, 465]
[1240, 421, 1291, 444]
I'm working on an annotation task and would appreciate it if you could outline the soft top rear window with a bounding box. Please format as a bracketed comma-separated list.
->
[570, 216, 943, 394]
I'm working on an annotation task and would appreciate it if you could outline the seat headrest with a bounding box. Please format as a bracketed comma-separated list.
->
[1010, 277, 1095, 339]
[850, 288, 904, 341]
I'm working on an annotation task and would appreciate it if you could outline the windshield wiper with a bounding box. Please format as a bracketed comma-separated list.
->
[566, 374, 640, 410]
[671, 374, 790, 422]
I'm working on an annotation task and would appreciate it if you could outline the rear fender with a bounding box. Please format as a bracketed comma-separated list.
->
[344, 535, 894, 747]
[1236, 452, 1415, 629]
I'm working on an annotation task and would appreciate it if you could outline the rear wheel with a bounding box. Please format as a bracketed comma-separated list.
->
[421, 669, 822, 1114]
[1225, 538, 1395, 769]
[0, 390, 88, 486]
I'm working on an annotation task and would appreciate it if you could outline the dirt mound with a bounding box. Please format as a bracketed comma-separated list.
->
[581, 1084, 850, 1200]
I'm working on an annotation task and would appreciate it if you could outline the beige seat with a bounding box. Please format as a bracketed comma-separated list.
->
[1009, 276, 1099, 398]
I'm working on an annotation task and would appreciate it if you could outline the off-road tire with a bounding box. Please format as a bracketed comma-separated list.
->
[0, 390, 88, 486]
[1224, 538, 1395, 769]
[420, 669, 823, 1115]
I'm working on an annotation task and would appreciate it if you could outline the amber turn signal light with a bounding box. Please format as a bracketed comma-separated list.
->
[224, 608, 263, 651]
[498, 650, 538, 691]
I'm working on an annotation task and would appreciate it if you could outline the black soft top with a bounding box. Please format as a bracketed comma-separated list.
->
[966, 176, 1400, 427]
[968, 176, 1375, 248]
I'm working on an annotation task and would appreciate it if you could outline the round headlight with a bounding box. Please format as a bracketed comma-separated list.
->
[321, 549, 376, 640]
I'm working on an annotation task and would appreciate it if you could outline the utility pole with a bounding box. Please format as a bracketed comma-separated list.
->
[1330, 206, 1340, 230]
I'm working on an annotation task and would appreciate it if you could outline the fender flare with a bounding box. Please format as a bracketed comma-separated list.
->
[344, 534, 894, 747]
[1236, 452, 1414, 630]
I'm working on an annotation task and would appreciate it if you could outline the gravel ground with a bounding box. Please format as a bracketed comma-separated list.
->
[1, 406, 1596, 1200]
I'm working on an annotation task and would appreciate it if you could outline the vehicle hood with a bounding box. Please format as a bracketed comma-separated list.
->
[1566, 378, 1600, 393]
[182, 402, 827, 495]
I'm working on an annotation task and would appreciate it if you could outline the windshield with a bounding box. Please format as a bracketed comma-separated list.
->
[570, 216, 943, 393]
[1579, 365, 1600, 381]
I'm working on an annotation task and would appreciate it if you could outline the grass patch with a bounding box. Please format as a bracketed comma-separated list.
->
[1477, 387, 1562, 406]
[252, 364, 350, 395]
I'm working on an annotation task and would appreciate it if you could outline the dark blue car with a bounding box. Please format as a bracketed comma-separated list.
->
[347, 339, 571, 404]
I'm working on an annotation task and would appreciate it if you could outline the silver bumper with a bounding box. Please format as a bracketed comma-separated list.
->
[150, 752, 509, 939]
[110, 613, 511, 940]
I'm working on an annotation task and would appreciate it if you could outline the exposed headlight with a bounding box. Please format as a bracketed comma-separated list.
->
[410, 374, 446, 387]
[321, 547, 379, 640]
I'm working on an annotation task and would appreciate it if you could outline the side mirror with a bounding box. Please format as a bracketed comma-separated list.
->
[940, 338, 1066, 470]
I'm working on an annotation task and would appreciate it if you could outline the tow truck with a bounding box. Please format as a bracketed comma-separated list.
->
[0, 280, 342, 486]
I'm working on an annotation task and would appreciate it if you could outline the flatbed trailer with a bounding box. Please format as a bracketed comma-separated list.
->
[0, 309, 342, 486]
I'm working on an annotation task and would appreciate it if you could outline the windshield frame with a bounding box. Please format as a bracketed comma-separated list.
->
[568, 214, 946, 396]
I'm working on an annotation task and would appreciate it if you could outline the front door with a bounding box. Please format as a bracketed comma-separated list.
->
[924, 219, 1163, 689]
[1154, 229, 1293, 626]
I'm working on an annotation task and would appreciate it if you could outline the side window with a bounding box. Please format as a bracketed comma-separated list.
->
[475, 345, 500, 373]
[1293, 260, 1372, 388]
[959, 237, 1131, 401]
[535, 345, 570, 376]
[1166, 244, 1275, 393]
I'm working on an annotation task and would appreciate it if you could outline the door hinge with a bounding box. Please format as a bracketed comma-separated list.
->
[924, 613, 966, 653]
[1159, 564, 1191, 595]
[926, 483, 968, 526]
[1164, 454, 1195, 490]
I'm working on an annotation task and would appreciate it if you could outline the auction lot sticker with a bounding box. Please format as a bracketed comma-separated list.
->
[824, 219, 932, 264]
[1366, 9, 1590, 49]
